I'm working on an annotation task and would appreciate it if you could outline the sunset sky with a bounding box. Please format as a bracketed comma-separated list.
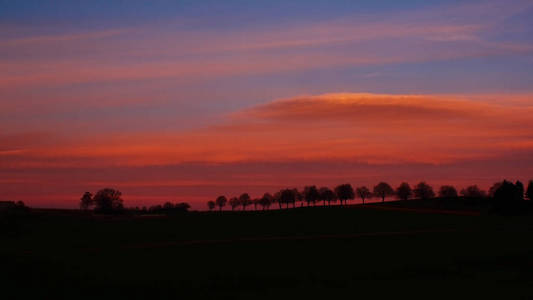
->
[1, 0, 533, 209]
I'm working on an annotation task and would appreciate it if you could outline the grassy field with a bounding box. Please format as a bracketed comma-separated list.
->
[3, 205, 533, 299]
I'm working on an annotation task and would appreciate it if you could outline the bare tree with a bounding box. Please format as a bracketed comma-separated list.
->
[373, 182, 394, 203]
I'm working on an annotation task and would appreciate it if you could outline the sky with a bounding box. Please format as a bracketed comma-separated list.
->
[1, 0, 533, 209]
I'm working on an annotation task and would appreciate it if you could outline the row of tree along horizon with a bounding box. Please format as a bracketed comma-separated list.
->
[207, 180, 533, 211]
[78, 179, 533, 213]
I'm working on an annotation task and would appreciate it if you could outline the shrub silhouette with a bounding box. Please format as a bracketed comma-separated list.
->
[373, 182, 394, 203]
[396, 182, 412, 201]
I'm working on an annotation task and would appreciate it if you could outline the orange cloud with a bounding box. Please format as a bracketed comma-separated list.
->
[3, 93, 532, 168]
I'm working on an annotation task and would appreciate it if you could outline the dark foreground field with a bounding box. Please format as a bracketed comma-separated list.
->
[3, 205, 533, 299]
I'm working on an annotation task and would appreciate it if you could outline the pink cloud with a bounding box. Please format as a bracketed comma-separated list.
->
[3, 93, 532, 169]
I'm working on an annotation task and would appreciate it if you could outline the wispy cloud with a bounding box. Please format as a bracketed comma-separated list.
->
[0, 28, 130, 47]
[1, 1, 532, 89]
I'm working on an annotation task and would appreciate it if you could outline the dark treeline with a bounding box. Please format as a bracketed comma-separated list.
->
[75, 179, 533, 214]
[208, 180, 533, 212]
[79, 188, 190, 214]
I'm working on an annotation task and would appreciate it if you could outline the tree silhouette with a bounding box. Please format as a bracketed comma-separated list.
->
[356, 186, 372, 204]
[516, 180, 525, 201]
[395, 183, 412, 201]
[207, 200, 216, 211]
[229, 197, 240, 211]
[304, 185, 320, 207]
[274, 191, 282, 209]
[80, 192, 93, 210]
[319, 187, 336, 207]
[147, 202, 190, 214]
[253, 198, 260, 210]
[488, 182, 502, 197]
[461, 185, 486, 198]
[174, 202, 191, 212]
[215, 195, 227, 211]
[493, 180, 523, 204]
[239, 193, 252, 210]
[260, 193, 273, 210]
[335, 184, 355, 206]
[163, 202, 174, 210]
[413, 182, 435, 200]
[279, 189, 296, 209]
[439, 185, 458, 198]
[93, 188, 124, 213]
[293, 188, 302, 208]
[527, 180, 533, 201]
[373, 182, 394, 203]
[149, 204, 163, 212]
